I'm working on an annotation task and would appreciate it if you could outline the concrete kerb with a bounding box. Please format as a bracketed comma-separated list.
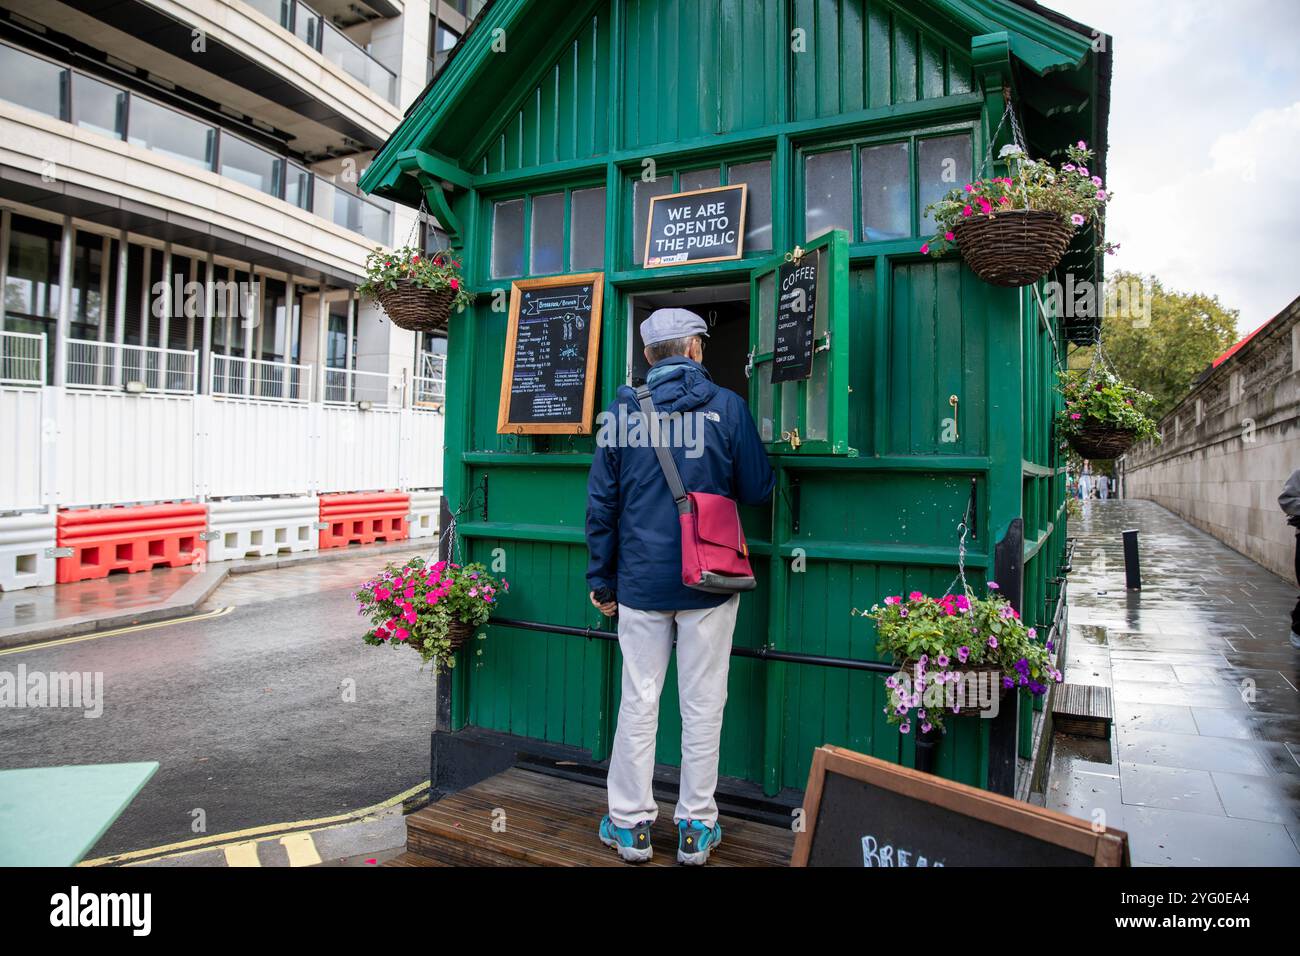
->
[0, 538, 434, 651]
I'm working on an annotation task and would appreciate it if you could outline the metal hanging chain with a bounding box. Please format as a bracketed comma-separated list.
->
[433, 482, 487, 566]
[943, 491, 978, 602]
[403, 195, 451, 254]
[975, 93, 1029, 182]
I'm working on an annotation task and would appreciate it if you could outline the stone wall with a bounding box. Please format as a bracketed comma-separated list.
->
[1119, 297, 1300, 581]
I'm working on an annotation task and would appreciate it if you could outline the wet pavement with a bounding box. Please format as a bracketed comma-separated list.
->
[0, 545, 436, 858]
[0, 538, 432, 648]
[1047, 498, 1300, 866]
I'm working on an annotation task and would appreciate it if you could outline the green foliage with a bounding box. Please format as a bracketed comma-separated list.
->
[1068, 272, 1240, 418]
[922, 142, 1115, 257]
[1056, 368, 1160, 444]
[356, 557, 506, 670]
[863, 588, 1059, 734]
[357, 245, 475, 312]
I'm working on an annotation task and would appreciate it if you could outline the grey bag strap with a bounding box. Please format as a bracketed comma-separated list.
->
[635, 385, 691, 516]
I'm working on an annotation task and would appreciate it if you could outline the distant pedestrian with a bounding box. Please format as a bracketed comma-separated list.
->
[1279, 469, 1300, 650]
[1096, 474, 1110, 500]
[1079, 470, 1093, 500]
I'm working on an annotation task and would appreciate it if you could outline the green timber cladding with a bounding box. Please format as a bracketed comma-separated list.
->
[361, 0, 1109, 796]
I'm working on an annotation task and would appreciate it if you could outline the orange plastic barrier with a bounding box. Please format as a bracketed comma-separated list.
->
[55, 503, 208, 584]
[318, 492, 409, 550]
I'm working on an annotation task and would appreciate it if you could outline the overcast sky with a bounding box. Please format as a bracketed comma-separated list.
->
[1050, 0, 1299, 336]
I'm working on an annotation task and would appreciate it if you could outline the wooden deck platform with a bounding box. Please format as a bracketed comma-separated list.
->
[388, 767, 795, 867]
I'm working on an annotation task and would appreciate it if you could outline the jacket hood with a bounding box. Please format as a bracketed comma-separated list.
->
[620, 356, 719, 413]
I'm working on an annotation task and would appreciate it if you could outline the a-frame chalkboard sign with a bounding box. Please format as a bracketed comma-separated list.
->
[792, 745, 1129, 867]
[497, 272, 604, 435]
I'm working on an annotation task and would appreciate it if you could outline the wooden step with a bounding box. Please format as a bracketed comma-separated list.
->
[1052, 682, 1113, 739]
[400, 767, 794, 867]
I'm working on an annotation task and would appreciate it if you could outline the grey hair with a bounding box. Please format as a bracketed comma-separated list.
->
[644, 335, 699, 364]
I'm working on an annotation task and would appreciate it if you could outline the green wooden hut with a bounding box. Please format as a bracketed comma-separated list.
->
[360, 0, 1110, 803]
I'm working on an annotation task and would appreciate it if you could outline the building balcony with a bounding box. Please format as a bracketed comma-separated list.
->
[5, 0, 406, 154]
[0, 40, 394, 280]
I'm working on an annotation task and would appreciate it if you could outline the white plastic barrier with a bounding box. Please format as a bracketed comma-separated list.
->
[0, 510, 56, 591]
[205, 496, 320, 563]
[408, 490, 442, 540]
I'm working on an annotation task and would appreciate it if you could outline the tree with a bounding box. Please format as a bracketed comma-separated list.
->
[1067, 271, 1238, 418]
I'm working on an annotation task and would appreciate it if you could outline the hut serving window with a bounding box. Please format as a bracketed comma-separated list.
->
[801, 130, 973, 243]
[489, 185, 607, 279]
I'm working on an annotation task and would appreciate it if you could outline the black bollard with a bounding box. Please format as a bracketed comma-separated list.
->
[1122, 528, 1141, 590]
[914, 724, 943, 774]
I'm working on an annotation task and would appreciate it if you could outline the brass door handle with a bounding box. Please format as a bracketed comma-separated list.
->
[949, 394, 959, 440]
[781, 427, 802, 450]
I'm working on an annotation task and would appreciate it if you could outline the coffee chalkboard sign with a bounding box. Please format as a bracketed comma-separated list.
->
[791, 746, 1129, 867]
[771, 250, 821, 384]
[497, 272, 604, 435]
[643, 184, 747, 268]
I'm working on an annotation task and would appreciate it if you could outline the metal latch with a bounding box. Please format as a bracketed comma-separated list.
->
[45, 546, 74, 558]
[744, 347, 755, 380]
[782, 428, 802, 450]
[814, 331, 832, 353]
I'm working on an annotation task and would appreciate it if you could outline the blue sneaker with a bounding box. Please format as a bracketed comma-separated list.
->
[677, 819, 723, 865]
[599, 814, 654, 863]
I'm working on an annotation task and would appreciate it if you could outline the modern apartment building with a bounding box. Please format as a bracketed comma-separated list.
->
[0, 0, 481, 584]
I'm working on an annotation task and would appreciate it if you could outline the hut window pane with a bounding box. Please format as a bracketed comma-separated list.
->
[804, 149, 852, 241]
[633, 176, 674, 264]
[917, 134, 972, 230]
[529, 191, 565, 275]
[569, 186, 606, 270]
[859, 142, 910, 240]
[729, 160, 772, 252]
[490, 198, 525, 278]
[679, 167, 720, 192]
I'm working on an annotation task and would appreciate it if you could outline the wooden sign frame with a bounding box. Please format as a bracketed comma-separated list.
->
[497, 272, 604, 435]
[642, 183, 748, 268]
[791, 745, 1129, 867]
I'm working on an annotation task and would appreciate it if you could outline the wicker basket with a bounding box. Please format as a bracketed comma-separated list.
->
[445, 619, 474, 651]
[373, 280, 455, 333]
[952, 209, 1076, 287]
[1067, 422, 1139, 460]
[897, 660, 1004, 715]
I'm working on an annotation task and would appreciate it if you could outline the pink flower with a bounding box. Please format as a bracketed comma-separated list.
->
[393, 627, 409, 642]
[908, 591, 924, 601]
[1071, 213, 1086, 226]
[962, 205, 973, 217]
[998, 196, 1010, 205]
[1095, 190, 1106, 201]
[920, 243, 930, 255]
[374, 587, 390, 600]
[1063, 163, 1076, 172]
[944, 231, 955, 241]
[1078, 166, 1089, 177]
[450, 278, 460, 290]
[884, 595, 901, 605]
[1077, 140, 1087, 149]
[1071, 412, 1082, 420]
[1091, 176, 1103, 186]
[977, 198, 992, 214]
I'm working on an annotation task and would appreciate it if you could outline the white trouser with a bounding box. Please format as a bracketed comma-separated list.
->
[606, 594, 739, 829]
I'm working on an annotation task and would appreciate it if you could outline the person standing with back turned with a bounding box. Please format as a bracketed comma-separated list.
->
[1280, 468, 1300, 650]
[585, 307, 775, 865]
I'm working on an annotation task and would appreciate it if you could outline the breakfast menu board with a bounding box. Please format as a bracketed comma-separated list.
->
[497, 273, 604, 434]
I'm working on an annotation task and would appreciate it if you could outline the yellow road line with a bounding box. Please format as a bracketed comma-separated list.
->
[0, 606, 234, 657]
[280, 832, 322, 867]
[223, 842, 262, 868]
[79, 778, 430, 867]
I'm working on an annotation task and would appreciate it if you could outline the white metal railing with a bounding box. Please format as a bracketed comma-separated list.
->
[0, 331, 46, 386]
[65, 339, 198, 394]
[210, 353, 313, 402]
[413, 353, 446, 407]
[322, 367, 394, 407]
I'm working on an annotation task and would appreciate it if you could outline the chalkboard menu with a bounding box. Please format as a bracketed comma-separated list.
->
[771, 250, 821, 383]
[497, 272, 604, 435]
[791, 746, 1129, 867]
[643, 184, 747, 268]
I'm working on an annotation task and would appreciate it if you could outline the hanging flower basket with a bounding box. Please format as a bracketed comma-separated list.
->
[951, 209, 1076, 287]
[1057, 365, 1159, 461]
[1066, 422, 1140, 460]
[356, 557, 508, 671]
[374, 279, 456, 333]
[358, 245, 474, 335]
[922, 139, 1119, 288]
[860, 588, 1060, 735]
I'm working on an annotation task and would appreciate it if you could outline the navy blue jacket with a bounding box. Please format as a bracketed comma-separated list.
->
[586, 356, 775, 611]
